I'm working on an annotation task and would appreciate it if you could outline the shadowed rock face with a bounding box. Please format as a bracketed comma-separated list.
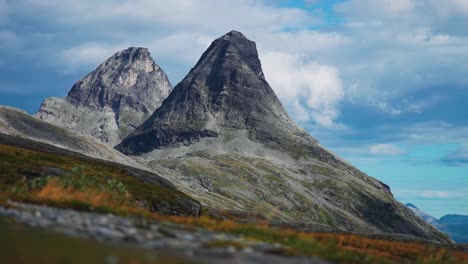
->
[115, 31, 450, 243]
[117, 31, 316, 156]
[36, 47, 172, 146]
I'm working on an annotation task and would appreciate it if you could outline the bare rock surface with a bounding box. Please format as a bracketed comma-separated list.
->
[36, 47, 172, 146]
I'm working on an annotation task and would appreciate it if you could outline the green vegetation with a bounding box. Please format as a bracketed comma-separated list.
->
[0, 142, 196, 215]
[308, 165, 335, 176]
[1, 141, 467, 264]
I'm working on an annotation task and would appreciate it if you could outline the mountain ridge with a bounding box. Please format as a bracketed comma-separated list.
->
[117, 30, 318, 156]
[36, 47, 172, 146]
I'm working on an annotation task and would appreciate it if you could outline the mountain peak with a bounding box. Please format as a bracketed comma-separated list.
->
[66, 46, 169, 110]
[36, 47, 172, 146]
[117, 31, 316, 155]
[113, 47, 152, 63]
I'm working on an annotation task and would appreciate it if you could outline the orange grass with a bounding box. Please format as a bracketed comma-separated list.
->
[5, 185, 468, 264]
[35, 180, 117, 208]
[143, 214, 468, 264]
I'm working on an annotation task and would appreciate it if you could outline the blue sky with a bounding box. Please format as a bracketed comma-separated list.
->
[0, 0, 467, 218]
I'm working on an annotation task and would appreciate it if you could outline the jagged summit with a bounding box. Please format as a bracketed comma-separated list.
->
[67, 46, 168, 111]
[36, 47, 172, 146]
[117, 31, 315, 155]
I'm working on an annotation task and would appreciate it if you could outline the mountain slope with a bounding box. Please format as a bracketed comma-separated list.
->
[36, 47, 172, 146]
[0, 106, 144, 168]
[0, 132, 201, 216]
[117, 31, 449, 243]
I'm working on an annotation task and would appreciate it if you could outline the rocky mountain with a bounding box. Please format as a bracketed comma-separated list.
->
[0, 106, 142, 168]
[406, 203, 468, 243]
[36, 47, 172, 146]
[117, 31, 449, 243]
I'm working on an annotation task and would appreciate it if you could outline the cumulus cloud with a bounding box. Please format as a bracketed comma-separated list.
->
[261, 51, 344, 126]
[3, 0, 468, 131]
[39, 0, 348, 127]
[369, 144, 405, 156]
[62, 43, 128, 68]
[12, 0, 313, 32]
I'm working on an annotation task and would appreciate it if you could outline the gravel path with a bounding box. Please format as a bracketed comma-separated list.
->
[0, 202, 329, 264]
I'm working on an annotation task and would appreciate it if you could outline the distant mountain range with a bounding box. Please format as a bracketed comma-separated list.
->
[0, 30, 452, 244]
[406, 203, 468, 243]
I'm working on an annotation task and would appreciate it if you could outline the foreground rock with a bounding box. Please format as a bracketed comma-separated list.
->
[117, 31, 449, 243]
[0, 203, 328, 264]
[36, 47, 172, 146]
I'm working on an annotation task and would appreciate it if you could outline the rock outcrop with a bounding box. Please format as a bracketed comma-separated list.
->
[116, 31, 449, 243]
[36, 47, 172, 146]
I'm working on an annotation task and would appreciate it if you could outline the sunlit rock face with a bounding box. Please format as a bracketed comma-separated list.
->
[36, 47, 172, 146]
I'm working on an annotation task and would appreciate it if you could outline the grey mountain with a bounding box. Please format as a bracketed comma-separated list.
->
[117, 31, 448, 243]
[117, 31, 318, 156]
[406, 203, 468, 243]
[0, 106, 143, 168]
[36, 47, 172, 146]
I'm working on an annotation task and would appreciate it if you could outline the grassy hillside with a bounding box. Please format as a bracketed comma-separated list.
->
[0, 133, 200, 216]
[0, 133, 467, 263]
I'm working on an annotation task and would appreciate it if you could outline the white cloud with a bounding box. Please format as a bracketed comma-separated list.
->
[14, 0, 313, 32]
[396, 189, 467, 199]
[4, 0, 468, 122]
[261, 51, 344, 127]
[62, 43, 128, 68]
[369, 144, 405, 156]
[335, 0, 415, 20]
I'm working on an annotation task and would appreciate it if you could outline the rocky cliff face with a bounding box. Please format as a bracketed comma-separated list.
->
[117, 31, 316, 156]
[116, 31, 449, 243]
[36, 47, 172, 146]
